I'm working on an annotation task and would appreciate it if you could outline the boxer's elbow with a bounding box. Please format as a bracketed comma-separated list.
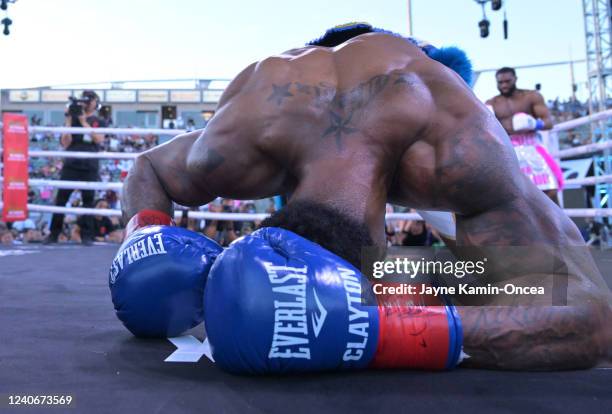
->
[547, 299, 611, 370]
[185, 150, 201, 177]
[122, 154, 173, 214]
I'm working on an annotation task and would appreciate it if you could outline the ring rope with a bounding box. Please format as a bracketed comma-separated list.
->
[29, 150, 138, 160]
[0, 124, 187, 136]
[552, 140, 612, 159]
[550, 108, 612, 133]
[2, 111, 612, 223]
[5, 174, 612, 193]
[2, 202, 610, 221]
[1, 108, 609, 136]
[16, 141, 612, 161]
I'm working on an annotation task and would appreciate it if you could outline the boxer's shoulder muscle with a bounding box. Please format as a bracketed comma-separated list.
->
[390, 66, 521, 211]
[169, 63, 291, 200]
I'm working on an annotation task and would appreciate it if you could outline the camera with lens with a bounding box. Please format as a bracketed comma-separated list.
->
[66, 96, 90, 118]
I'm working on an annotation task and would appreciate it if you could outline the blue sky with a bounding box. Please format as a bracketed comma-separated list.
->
[0, 0, 587, 102]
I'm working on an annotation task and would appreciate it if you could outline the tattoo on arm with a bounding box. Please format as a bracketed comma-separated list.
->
[460, 303, 600, 370]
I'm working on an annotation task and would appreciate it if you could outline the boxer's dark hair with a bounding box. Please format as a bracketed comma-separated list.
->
[260, 200, 373, 268]
[496, 67, 516, 77]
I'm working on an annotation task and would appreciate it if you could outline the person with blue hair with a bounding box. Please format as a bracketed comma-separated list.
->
[113, 22, 612, 372]
[307, 22, 474, 86]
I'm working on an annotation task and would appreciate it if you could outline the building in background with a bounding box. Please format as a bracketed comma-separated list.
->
[0, 79, 228, 137]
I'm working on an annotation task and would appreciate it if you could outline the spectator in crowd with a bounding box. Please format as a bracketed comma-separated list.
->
[0, 222, 14, 245]
[383, 205, 400, 246]
[401, 220, 430, 246]
[582, 217, 611, 246]
[186, 118, 196, 132]
[30, 114, 42, 126]
[178, 207, 202, 232]
[104, 190, 120, 209]
[203, 200, 238, 246]
[266, 199, 277, 215]
[11, 218, 44, 243]
[71, 199, 123, 243]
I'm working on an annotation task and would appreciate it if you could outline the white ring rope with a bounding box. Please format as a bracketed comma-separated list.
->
[0, 203, 270, 220]
[0, 109, 608, 162]
[564, 174, 612, 186]
[551, 108, 612, 133]
[31, 179, 122, 191]
[3, 125, 187, 136]
[4, 108, 612, 134]
[0, 177, 123, 191]
[562, 209, 612, 218]
[1, 202, 610, 221]
[2, 111, 612, 224]
[5, 174, 612, 194]
[1, 109, 610, 137]
[29, 150, 138, 159]
[21, 140, 612, 161]
[552, 140, 612, 159]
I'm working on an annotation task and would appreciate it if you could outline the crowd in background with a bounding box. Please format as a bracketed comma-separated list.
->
[550, 98, 612, 149]
[0, 97, 608, 246]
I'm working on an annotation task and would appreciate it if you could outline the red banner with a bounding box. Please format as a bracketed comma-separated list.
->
[2, 113, 29, 222]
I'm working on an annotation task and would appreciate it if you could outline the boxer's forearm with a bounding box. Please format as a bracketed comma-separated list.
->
[458, 302, 605, 370]
[122, 154, 173, 222]
[451, 188, 610, 369]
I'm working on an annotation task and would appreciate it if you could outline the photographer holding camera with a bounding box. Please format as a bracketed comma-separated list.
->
[45, 90, 107, 245]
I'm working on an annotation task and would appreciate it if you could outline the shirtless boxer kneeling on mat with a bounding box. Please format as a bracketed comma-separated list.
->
[109, 23, 612, 372]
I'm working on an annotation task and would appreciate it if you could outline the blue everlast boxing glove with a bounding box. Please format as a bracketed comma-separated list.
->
[204, 227, 463, 374]
[204, 227, 380, 374]
[109, 225, 223, 338]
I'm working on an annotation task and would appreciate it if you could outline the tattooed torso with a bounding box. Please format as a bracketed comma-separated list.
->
[135, 32, 611, 369]
[187, 32, 590, 253]
[196, 33, 485, 245]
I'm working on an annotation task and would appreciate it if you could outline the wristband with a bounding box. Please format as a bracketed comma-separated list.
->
[535, 119, 545, 130]
[125, 209, 174, 237]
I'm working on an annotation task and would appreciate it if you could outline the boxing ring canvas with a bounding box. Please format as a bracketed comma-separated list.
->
[1, 244, 610, 413]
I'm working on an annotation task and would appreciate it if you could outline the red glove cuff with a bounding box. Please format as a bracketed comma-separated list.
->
[125, 210, 174, 237]
[370, 283, 454, 370]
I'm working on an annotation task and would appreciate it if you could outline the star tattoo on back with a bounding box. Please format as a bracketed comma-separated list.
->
[267, 83, 294, 106]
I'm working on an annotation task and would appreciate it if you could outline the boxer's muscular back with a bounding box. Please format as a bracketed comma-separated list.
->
[145, 33, 568, 248]
[188, 33, 438, 223]
[167, 33, 520, 240]
[139, 33, 611, 365]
